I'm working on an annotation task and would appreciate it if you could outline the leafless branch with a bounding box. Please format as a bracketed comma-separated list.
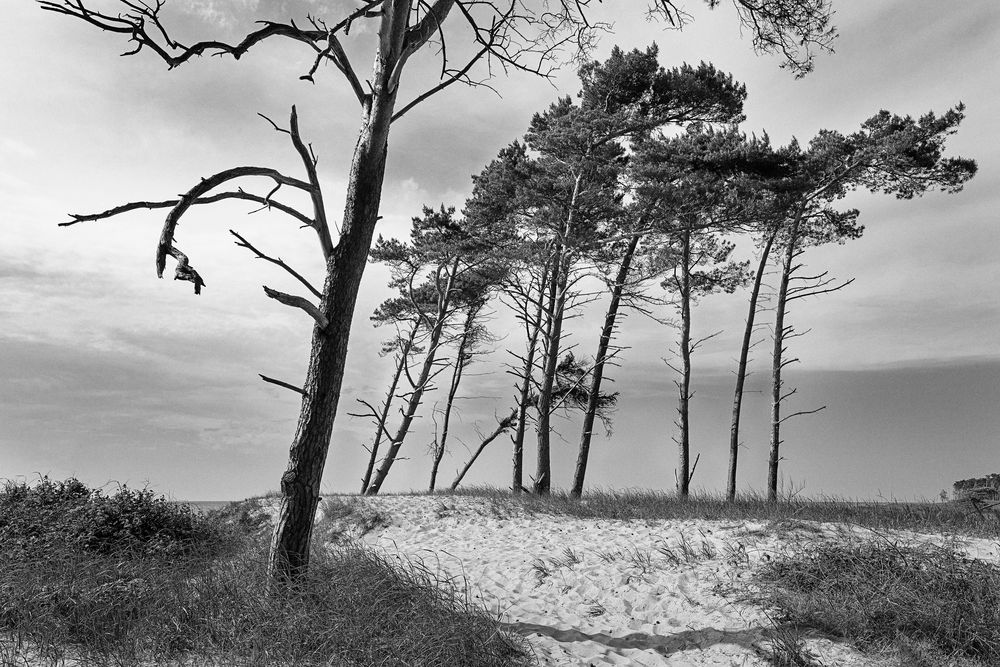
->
[779, 405, 827, 423]
[259, 374, 306, 396]
[263, 285, 329, 330]
[230, 230, 322, 299]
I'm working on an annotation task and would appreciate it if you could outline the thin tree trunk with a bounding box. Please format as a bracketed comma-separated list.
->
[571, 232, 641, 498]
[768, 222, 800, 502]
[361, 326, 417, 493]
[726, 227, 777, 501]
[429, 305, 477, 491]
[268, 1, 412, 581]
[534, 248, 569, 495]
[676, 227, 693, 498]
[534, 176, 581, 495]
[451, 409, 518, 490]
[365, 263, 458, 495]
[511, 262, 549, 494]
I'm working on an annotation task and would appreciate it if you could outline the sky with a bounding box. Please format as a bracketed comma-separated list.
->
[1, 1, 998, 501]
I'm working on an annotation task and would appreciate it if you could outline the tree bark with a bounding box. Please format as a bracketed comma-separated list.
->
[360, 326, 417, 493]
[451, 409, 518, 490]
[675, 227, 693, 498]
[726, 226, 777, 501]
[768, 221, 800, 502]
[570, 232, 641, 498]
[268, 1, 410, 581]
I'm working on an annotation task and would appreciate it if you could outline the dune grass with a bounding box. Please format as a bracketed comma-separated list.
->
[437, 485, 1000, 537]
[0, 478, 534, 667]
[754, 536, 1000, 666]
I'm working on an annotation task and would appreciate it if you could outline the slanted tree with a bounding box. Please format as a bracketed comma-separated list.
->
[764, 107, 977, 501]
[41, 0, 836, 577]
[428, 288, 498, 492]
[361, 206, 509, 495]
[569, 47, 749, 497]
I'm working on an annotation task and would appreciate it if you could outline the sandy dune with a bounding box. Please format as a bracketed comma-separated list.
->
[326, 495, 968, 667]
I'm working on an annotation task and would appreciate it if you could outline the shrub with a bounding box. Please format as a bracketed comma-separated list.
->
[0, 477, 230, 559]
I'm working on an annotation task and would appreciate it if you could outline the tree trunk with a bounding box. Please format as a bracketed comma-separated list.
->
[365, 290, 455, 494]
[534, 176, 581, 496]
[571, 232, 641, 498]
[510, 263, 549, 494]
[676, 227, 693, 498]
[268, 1, 409, 581]
[726, 227, 777, 501]
[768, 222, 800, 502]
[451, 409, 518, 490]
[429, 305, 477, 491]
[533, 247, 569, 495]
[361, 326, 417, 493]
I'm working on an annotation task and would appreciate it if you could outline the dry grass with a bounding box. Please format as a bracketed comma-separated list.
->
[753, 536, 1000, 666]
[442, 485, 1000, 537]
[0, 478, 534, 667]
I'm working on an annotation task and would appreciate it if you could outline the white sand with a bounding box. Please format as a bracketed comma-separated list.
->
[323, 495, 979, 667]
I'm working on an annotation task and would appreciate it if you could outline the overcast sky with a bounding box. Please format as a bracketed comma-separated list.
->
[2, 1, 998, 501]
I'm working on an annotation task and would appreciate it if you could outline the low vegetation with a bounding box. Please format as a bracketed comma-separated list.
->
[755, 537, 1000, 666]
[0, 478, 533, 666]
[444, 485, 1000, 538]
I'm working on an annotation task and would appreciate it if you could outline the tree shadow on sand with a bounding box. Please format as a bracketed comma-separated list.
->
[503, 621, 767, 657]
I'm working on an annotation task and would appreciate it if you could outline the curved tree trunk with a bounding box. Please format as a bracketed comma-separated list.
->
[726, 227, 777, 501]
[571, 232, 641, 498]
[768, 222, 800, 502]
[268, 2, 410, 581]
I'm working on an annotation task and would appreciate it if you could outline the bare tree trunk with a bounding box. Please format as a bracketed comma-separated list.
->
[267, 3, 412, 581]
[534, 248, 569, 495]
[361, 326, 417, 493]
[510, 263, 549, 494]
[570, 233, 640, 498]
[675, 227, 693, 498]
[768, 223, 800, 502]
[726, 227, 777, 501]
[429, 306, 477, 491]
[451, 409, 518, 490]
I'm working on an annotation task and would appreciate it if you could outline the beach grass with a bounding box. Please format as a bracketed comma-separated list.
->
[0, 478, 533, 667]
[439, 485, 1000, 537]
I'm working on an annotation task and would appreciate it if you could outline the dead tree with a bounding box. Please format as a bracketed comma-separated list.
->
[40, 0, 837, 578]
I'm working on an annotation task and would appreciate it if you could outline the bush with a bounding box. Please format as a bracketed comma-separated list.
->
[0, 477, 230, 559]
[754, 538, 1000, 666]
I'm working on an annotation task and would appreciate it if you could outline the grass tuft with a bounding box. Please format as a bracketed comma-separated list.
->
[754, 537, 1000, 666]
